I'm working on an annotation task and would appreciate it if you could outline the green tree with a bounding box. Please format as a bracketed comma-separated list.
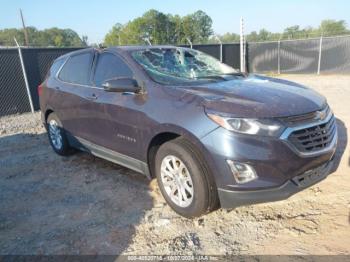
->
[319, 19, 349, 36]
[221, 32, 240, 43]
[103, 9, 213, 46]
[181, 14, 197, 44]
[191, 10, 213, 43]
[141, 9, 173, 44]
[258, 29, 272, 41]
[246, 31, 259, 42]
[82, 35, 88, 46]
[207, 32, 240, 43]
[283, 25, 301, 39]
[104, 23, 124, 46]
[0, 28, 25, 46]
[0, 27, 86, 47]
[169, 14, 184, 44]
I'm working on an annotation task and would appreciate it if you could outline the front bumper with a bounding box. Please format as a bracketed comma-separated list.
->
[200, 114, 338, 208]
[218, 159, 333, 208]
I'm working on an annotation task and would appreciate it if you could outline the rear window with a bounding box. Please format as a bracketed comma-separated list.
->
[58, 52, 93, 85]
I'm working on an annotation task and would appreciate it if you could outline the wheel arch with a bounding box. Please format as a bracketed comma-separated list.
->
[44, 108, 54, 123]
[146, 124, 217, 180]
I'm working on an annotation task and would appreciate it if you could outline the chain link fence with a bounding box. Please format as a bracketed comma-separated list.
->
[22, 48, 82, 111]
[0, 48, 31, 116]
[0, 47, 81, 117]
[180, 43, 241, 68]
[248, 35, 350, 74]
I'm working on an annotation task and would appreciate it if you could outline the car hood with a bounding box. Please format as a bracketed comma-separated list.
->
[178, 75, 327, 118]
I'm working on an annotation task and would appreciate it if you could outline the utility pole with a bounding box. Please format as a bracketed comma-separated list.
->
[20, 9, 29, 46]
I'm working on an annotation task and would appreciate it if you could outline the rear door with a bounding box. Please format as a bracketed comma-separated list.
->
[54, 50, 95, 138]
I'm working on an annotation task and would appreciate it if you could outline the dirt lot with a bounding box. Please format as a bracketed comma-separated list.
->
[0, 75, 349, 255]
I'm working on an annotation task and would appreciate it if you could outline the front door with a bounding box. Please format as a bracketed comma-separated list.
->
[81, 51, 145, 159]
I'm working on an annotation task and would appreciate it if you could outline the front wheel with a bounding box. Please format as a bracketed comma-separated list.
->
[155, 138, 219, 218]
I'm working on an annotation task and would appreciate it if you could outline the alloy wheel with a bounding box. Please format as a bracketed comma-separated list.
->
[48, 119, 63, 150]
[160, 155, 194, 207]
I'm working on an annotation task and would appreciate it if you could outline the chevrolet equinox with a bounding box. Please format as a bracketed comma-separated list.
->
[39, 46, 338, 218]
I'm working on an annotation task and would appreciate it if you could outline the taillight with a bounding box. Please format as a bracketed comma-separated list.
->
[38, 84, 43, 96]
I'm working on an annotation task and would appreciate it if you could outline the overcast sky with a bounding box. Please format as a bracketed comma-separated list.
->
[1, 0, 348, 43]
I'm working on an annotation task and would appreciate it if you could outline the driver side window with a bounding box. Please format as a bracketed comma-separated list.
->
[93, 53, 133, 87]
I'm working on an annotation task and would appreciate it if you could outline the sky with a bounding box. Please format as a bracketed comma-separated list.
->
[1, 0, 349, 44]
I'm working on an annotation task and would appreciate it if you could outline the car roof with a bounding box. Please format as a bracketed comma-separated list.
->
[57, 47, 95, 60]
[108, 45, 182, 52]
[57, 45, 191, 62]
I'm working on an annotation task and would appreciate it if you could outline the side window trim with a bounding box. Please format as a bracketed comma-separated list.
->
[55, 56, 69, 79]
[92, 51, 135, 88]
[90, 51, 104, 89]
[90, 50, 99, 87]
[56, 50, 95, 88]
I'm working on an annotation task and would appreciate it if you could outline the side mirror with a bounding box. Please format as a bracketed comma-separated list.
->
[102, 78, 141, 93]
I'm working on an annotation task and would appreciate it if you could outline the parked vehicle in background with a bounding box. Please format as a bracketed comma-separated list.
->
[39, 46, 338, 217]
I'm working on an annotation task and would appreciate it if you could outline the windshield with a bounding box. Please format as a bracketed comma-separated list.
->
[131, 48, 240, 85]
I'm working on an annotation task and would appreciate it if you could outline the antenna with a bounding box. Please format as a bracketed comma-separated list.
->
[19, 9, 29, 46]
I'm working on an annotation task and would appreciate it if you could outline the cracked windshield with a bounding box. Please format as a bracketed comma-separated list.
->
[132, 48, 241, 85]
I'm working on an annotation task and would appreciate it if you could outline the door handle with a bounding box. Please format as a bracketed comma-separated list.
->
[85, 93, 98, 100]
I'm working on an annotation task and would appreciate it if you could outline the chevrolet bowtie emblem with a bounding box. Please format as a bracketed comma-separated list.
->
[315, 110, 327, 121]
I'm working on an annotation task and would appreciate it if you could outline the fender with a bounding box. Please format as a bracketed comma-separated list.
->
[143, 123, 220, 181]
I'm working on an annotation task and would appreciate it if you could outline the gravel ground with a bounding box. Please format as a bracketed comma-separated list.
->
[0, 75, 349, 255]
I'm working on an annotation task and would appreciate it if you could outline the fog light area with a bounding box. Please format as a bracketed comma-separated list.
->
[226, 160, 258, 184]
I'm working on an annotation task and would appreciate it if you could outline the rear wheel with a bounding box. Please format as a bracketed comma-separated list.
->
[47, 113, 73, 156]
[155, 138, 219, 218]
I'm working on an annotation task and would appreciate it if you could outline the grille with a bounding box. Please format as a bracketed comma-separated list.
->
[288, 115, 336, 153]
[281, 106, 330, 126]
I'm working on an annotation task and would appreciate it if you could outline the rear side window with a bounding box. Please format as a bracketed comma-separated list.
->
[93, 53, 133, 87]
[49, 58, 65, 76]
[58, 52, 93, 85]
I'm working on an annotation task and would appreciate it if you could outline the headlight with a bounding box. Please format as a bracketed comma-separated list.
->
[207, 112, 285, 137]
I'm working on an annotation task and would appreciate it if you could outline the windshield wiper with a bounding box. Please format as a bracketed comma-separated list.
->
[222, 72, 247, 77]
[195, 75, 228, 81]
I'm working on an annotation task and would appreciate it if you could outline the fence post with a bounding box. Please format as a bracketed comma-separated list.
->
[317, 36, 323, 75]
[220, 43, 223, 62]
[145, 38, 152, 46]
[240, 17, 246, 72]
[215, 35, 223, 62]
[277, 40, 281, 74]
[186, 38, 193, 49]
[14, 38, 34, 113]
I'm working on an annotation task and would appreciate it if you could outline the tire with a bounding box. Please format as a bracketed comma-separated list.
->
[155, 137, 219, 218]
[46, 112, 73, 156]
